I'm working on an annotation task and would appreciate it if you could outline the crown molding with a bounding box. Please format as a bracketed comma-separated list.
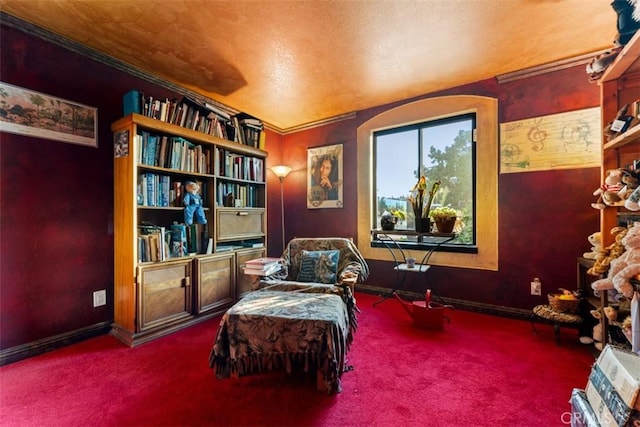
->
[279, 112, 357, 134]
[1, 13, 244, 124]
[496, 49, 611, 83]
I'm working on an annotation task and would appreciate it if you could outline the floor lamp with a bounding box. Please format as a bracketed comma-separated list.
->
[271, 165, 292, 252]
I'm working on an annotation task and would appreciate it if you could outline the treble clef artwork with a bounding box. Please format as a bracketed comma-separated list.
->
[499, 107, 600, 173]
[527, 118, 547, 151]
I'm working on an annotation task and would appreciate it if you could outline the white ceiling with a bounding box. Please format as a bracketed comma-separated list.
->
[0, 0, 619, 131]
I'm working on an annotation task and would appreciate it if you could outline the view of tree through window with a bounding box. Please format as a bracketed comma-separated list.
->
[374, 113, 475, 247]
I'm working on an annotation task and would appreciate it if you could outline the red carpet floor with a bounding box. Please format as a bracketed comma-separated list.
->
[0, 292, 593, 426]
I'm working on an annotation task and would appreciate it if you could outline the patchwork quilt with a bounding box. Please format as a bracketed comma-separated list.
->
[209, 283, 357, 393]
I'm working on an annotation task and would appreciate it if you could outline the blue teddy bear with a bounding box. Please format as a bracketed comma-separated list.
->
[183, 181, 207, 226]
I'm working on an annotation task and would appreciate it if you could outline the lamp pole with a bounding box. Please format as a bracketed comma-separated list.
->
[278, 176, 286, 252]
[270, 166, 292, 252]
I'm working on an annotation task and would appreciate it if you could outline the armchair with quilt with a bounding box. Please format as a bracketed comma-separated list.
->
[258, 237, 369, 292]
[210, 237, 369, 392]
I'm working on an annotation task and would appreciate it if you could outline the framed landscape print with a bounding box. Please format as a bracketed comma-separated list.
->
[307, 143, 343, 209]
[0, 81, 98, 147]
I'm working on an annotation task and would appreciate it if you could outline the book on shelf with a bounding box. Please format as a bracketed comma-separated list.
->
[216, 244, 245, 252]
[243, 262, 281, 276]
[138, 224, 168, 262]
[122, 90, 265, 146]
[241, 240, 264, 248]
[245, 257, 281, 267]
[186, 223, 208, 255]
[204, 101, 231, 121]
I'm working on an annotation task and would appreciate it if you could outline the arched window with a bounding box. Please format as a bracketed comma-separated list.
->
[357, 95, 498, 270]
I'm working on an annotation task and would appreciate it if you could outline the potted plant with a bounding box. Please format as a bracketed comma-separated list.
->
[380, 208, 406, 231]
[429, 206, 459, 233]
[408, 177, 441, 232]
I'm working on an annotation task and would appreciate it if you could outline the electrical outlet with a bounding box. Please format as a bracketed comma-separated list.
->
[93, 290, 106, 307]
[530, 280, 541, 296]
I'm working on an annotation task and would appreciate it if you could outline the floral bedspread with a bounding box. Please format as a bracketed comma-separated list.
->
[209, 284, 356, 393]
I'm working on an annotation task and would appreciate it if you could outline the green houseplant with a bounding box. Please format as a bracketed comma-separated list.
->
[429, 206, 459, 233]
[408, 177, 441, 232]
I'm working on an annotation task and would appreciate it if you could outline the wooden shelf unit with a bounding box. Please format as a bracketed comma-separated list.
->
[595, 31, 640, 348]
[111, 113, 268, 346]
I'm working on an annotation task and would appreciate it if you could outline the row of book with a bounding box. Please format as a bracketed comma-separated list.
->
[214, 148, 265, 182]
[216, 182, 261, 208]
[138, 223, 210, 262]
[570, 345, 639, 427]
[137, 173, 207, 209]
[216, 240, 265, 252]
[136, 131, 211, 175]
[123, 90, 265, 149]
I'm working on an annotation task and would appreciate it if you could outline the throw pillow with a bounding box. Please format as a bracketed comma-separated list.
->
[297, 250, 339, 284]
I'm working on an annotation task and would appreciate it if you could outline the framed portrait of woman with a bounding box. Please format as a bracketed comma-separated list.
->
[307, 143, 343, 209]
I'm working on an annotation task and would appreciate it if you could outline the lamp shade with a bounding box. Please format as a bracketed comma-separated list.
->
[271, 165, 292, 179]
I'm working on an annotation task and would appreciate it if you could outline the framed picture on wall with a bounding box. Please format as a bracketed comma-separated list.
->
[307, 143, 343, 209]
[0, 81, 98, 147]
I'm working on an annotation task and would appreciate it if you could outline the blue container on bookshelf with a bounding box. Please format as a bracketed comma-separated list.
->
[123, 90, 142, 116]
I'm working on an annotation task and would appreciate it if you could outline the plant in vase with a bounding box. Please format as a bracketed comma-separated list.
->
[429, 206, 459, 234]
[390, 208, 406, 224]
[408, 177, 441, 232]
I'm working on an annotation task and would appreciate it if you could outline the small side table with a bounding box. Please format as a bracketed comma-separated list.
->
[371, 229, 455, 306]
[531, 304, 583, 345]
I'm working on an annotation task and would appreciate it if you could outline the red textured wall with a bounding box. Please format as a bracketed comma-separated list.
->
[268, 69, 601, 309]
[0, 24, 184, 349]
[1, 20, 601, 353]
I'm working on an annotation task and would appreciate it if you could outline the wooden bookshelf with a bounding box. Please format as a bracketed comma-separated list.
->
[111, 112, 268, 346]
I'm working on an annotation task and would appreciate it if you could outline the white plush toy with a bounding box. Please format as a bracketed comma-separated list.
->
[625, 186, 640, 211]
[583, 232, 603, 259]
[592, 222, 640, 299]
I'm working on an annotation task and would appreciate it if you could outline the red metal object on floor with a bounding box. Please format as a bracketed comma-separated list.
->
[394, 290, 454, 330]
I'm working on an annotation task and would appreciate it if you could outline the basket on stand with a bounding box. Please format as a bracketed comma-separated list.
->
[547, 293, 579, 314]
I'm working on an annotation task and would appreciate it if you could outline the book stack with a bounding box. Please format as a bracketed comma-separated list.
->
[243, 257, 281, 276]
[138, 224, 168, 262]
[571, 345, 640, 427]
[234, 113, 264, 148]
[122, 90, 240, 143]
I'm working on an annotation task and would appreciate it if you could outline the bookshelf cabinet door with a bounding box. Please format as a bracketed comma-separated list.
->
[236, 248, 267, 298]
[216, 208, 265, 241]
[195, 253, 235, 314]
[136, 260, 193, 332]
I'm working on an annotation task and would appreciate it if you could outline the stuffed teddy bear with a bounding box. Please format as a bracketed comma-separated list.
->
[183, 181, 207, 226]
[588, 226, 628, 276]
[589, 306, 618, 350]
[592, 223, 640, 299]
[583, 231, 602, 260]
[580, 310, 604, 350]
[618, 168, 640, 202]
[592, 168, 626, 209]
[622, 315, 632, 339]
